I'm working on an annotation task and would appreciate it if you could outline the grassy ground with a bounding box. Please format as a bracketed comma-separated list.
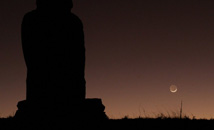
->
[109, 118, 214, 130]
[1, 116, 214, 130]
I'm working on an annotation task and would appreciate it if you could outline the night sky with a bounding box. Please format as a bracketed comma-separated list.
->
[1, 0, 214, 119]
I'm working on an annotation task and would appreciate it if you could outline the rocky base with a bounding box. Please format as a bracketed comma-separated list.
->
[14, 98, 108, 122]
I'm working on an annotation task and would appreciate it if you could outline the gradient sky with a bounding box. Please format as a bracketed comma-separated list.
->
[1, 0, 214, 119]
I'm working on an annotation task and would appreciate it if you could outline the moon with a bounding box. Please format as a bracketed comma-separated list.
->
[170, 85, 178, 93]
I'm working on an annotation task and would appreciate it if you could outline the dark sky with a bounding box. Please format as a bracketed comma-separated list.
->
[1, 0, 214, 119]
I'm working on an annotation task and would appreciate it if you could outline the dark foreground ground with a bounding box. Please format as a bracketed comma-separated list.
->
[1, 117, 214, 130]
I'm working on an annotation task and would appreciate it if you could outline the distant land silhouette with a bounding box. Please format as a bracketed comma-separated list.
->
[14, 0, 107, 122]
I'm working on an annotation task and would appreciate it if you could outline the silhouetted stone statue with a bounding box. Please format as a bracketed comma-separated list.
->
[24, 0, 85, 104]
[15, 0, 107, 121]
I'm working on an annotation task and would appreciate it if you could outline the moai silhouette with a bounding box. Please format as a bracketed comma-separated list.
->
[23, 0, 85, 105]
[15, 0, 107, 121]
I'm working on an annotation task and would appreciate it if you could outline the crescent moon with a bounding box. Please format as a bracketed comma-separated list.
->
[171, 88, 177, 93]
[170, 85, 178, 93]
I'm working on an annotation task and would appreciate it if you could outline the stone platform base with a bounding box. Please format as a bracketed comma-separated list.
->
[14, 98, 108, 121]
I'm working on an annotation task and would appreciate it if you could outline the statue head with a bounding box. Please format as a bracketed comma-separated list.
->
[36, 0, 73, 11]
